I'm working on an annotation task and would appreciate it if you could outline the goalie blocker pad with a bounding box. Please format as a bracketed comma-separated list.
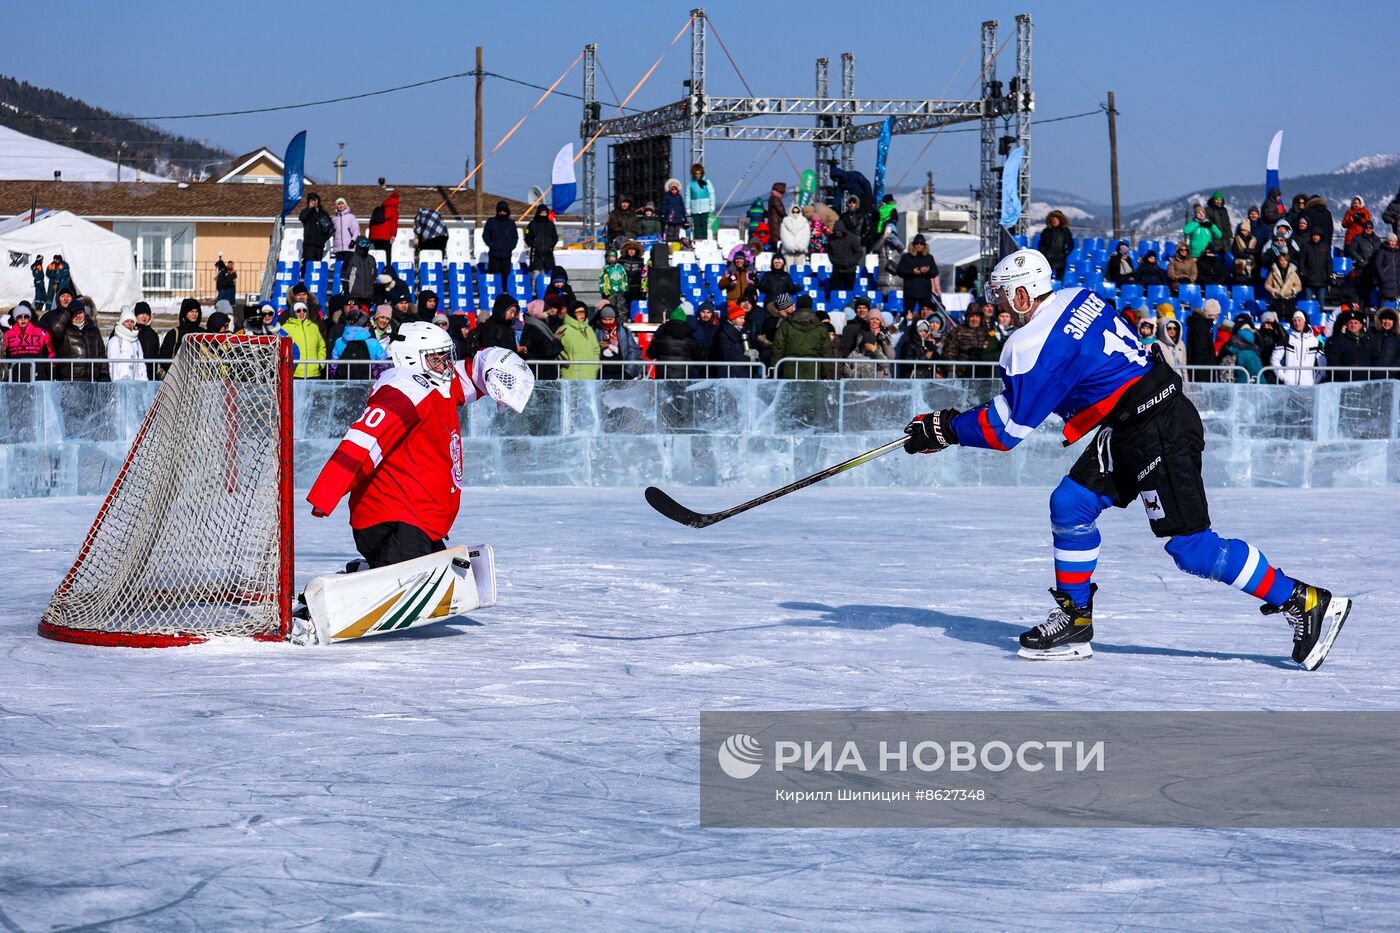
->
[302, 544, 497, 644]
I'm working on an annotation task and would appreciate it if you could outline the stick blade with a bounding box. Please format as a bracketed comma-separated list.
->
[644, 486, 716, 528]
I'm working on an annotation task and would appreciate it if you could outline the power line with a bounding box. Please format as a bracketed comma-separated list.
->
[43, 69, 634, 123]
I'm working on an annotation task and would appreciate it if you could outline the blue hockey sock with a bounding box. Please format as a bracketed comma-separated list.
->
[1049, 478, 1114, 607]
[1165, 529, 1297, 607]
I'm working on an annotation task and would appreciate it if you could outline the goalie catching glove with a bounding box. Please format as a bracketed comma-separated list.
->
[904, 409, 960, 454]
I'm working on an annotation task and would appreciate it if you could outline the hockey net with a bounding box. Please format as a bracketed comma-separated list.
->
[39, 335, 294, 646]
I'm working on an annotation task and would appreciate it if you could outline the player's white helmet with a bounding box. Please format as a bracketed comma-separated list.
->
[390, 321, 455, 393]
[477, 346, 535, 414]
[988, 249, 1055, 317]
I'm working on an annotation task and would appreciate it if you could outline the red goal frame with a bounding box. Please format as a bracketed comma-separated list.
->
[38, 335, 296, 647]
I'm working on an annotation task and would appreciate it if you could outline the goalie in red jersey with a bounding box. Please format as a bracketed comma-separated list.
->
[308, 321, 534, 568]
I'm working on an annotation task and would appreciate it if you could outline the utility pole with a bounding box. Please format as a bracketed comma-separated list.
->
[1107, 90, 1120, 240]
[333, 143, 347, 185]
[475, 47, 484, 220]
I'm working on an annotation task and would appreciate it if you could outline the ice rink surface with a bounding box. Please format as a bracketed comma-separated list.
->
[2, 486, 1398, 930]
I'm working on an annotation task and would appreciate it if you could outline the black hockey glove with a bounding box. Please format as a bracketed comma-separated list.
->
[904, 409, 960, 454]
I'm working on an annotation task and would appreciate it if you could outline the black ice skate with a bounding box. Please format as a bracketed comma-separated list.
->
[1260, 581, 1352, 671]
[1018, 585, 1096, 661]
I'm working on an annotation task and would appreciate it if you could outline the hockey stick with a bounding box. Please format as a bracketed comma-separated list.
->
[645, 436, 910, 529]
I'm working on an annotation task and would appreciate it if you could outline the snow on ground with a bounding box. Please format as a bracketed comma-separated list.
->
[2, 487, 1398, 930]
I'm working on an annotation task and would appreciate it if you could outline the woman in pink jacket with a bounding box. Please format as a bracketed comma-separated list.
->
[4, 301, 55, 381]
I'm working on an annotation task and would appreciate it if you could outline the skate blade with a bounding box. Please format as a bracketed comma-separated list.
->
[1018, 642, 1093, 661]
[1300, 596, 1351, 671]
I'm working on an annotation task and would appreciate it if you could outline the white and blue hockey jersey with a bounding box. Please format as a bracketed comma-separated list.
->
[951, 287, 1153, 450]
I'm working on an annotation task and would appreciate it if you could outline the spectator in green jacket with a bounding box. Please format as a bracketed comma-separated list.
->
[558, 302, 601, 380]
[773, 297, 836, 378]
[1183, 203, 1223, 258]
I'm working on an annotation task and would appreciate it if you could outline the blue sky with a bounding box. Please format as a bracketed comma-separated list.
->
[9, 0, 1397, 208]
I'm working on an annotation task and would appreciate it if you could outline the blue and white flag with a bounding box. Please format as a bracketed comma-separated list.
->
[999, 146, 1024, 229]
[551, 144, 576, 214]
[1265, 130, 1283, 198]
[281, 130, 306, 217]
[872, 116, 896, 203]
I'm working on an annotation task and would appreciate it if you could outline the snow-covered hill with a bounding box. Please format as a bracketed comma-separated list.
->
[0, 123, 171, 182]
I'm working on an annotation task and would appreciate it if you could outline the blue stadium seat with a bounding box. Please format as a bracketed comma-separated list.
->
[1177, 284, 1202, 307]
[392, 262, 415, 292]
[1119, 284, 1144, 307]
[445, 263, 473, 312]
[1030, 234, 1040, 249]
[1296, 299, 1321, 318]
[1013, 235, 1029, 248]
[1062, 269, 1081, 288]
[1146, 285, 1171, 307]
[1204, 284, 1230, 304]
[1333, 256, 1353, 276]
[1231, 285, 1254, 306]
[1138, 239, 1161, 257]
[1094, 282, 1118, 304]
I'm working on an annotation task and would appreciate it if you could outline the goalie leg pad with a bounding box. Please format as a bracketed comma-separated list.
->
[302, 546, 482, 644]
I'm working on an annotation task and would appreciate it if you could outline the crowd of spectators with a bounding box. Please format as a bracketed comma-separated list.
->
[5, 180, 1399, 386]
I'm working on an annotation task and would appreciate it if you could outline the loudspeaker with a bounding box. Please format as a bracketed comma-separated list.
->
[648, 267, 680, 323]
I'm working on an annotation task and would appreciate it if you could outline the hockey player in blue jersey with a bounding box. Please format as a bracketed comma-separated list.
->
[903, 249, 1350, 669]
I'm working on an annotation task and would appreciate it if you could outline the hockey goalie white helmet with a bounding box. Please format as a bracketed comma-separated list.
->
[988, 249, 1055, 319]
[476, 346, 535, 414]
[390, 321, 455, 393]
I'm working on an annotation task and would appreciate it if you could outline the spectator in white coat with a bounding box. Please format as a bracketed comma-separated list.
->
[106, 307, 147, 381]
[779, 205, 811, 264]
[1271, 309, 1323, 385]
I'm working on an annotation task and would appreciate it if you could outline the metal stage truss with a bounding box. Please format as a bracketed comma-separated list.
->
[579, 8, 1033, 276]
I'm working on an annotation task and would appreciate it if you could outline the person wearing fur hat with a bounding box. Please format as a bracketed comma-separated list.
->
[618, 240, 648, 306]
[416, 289, 441, 324]
[1036, 210, 1075, 279]
[843, 311, 895, 378]
[3, 302, 55, 381]
[660, 178, 688, 242]
[687, 164, 715, 241]
[1362, 307, 1400, 377]
[106, 307, 147, 381]
[372, 263, 412, 308]
[482, 200, 519, 278]
[1323, 308, 1368, 381]
[719, 252, 754, 304]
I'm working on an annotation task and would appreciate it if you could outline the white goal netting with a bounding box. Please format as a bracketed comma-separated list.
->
[40, 335, 292, 645]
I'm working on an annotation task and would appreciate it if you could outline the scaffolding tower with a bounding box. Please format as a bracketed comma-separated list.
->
[580, 9, 1032, 273]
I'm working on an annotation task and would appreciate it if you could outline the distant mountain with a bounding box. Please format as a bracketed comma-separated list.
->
[1105, 155, 1400, 240]
[0, 76, 230, 181]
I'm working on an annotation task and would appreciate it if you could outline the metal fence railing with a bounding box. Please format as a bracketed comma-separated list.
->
[0, 355, 1395, 386]
[772, 357, 1005, 379]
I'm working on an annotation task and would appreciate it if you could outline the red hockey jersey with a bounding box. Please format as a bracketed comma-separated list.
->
[308, 360, 484, 540]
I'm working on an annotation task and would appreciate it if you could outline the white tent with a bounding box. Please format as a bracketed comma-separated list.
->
[0, 211, 143, 312]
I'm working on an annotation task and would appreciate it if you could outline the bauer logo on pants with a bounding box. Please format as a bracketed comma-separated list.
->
[1140, 490, 1165, 520]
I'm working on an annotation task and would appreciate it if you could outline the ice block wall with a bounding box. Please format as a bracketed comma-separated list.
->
[0, 379, 1396, 498]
